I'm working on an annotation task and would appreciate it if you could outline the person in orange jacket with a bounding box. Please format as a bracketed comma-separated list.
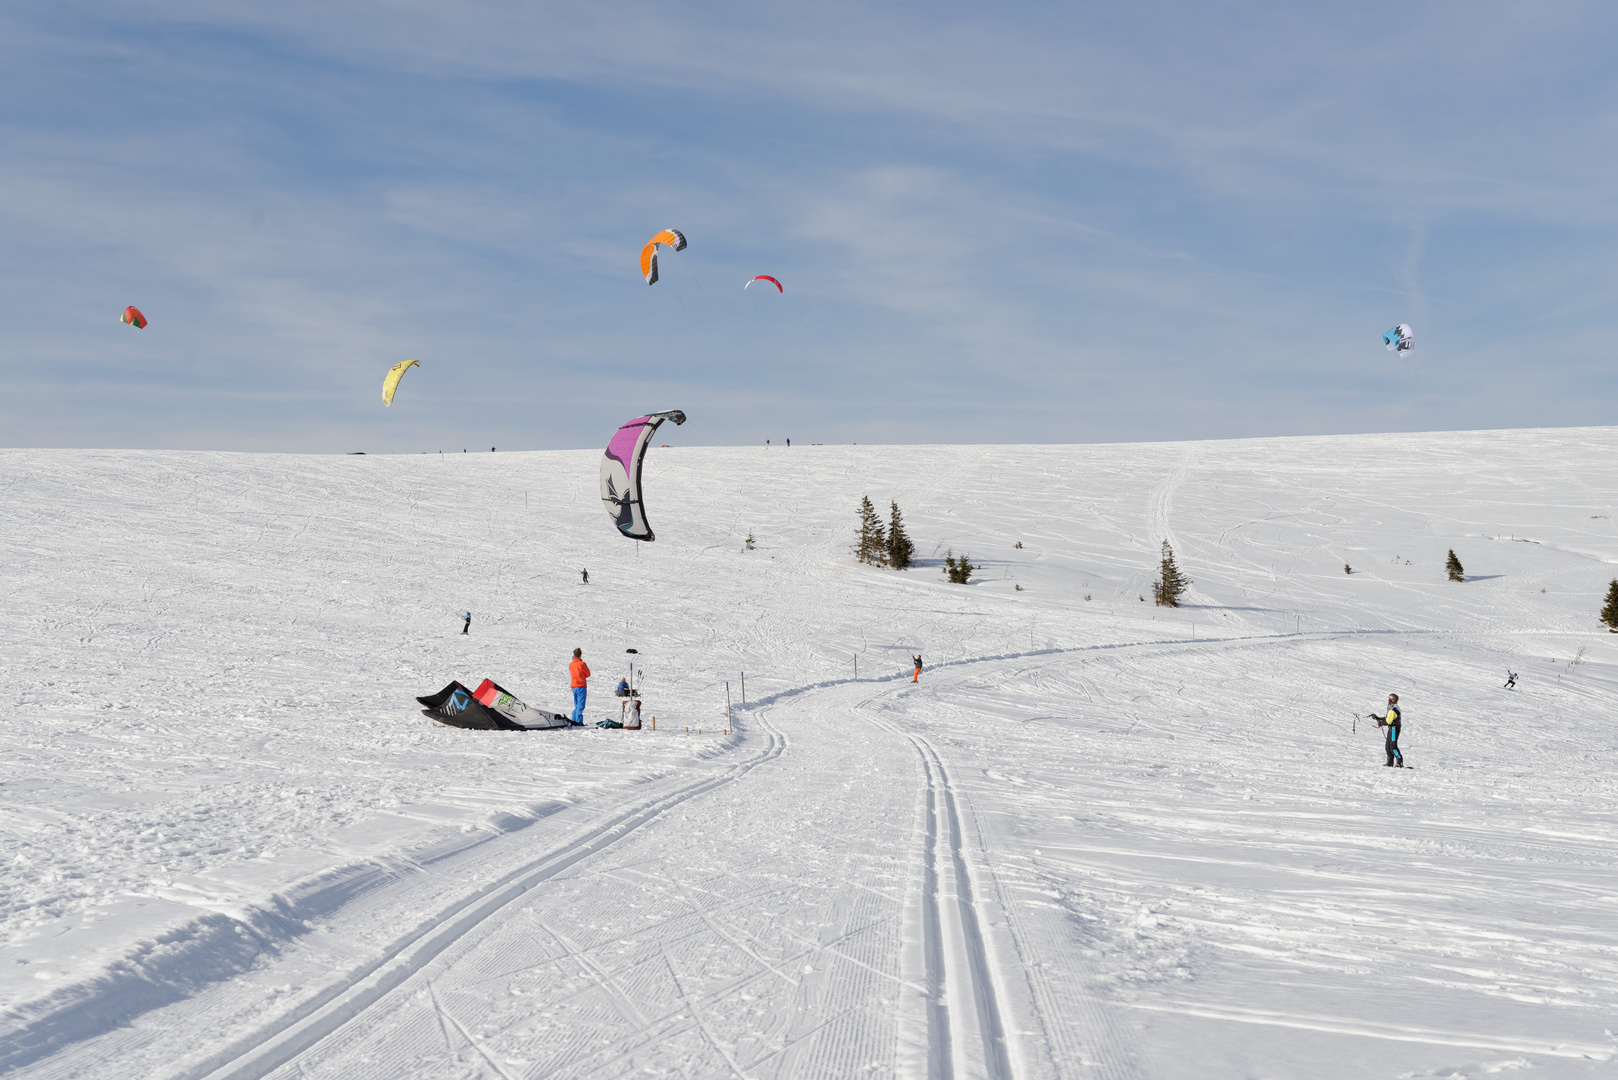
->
[569, 648, 591, 725]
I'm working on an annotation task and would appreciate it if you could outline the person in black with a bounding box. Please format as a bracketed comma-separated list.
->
[462, 611, 471, 635]
[1370, 693, 1403, 767]
[581, 568, 589, 585]
[911, 655, 923, 683]
[1504, 671, 1517, 689]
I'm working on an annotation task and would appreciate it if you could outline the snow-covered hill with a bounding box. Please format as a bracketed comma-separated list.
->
[2, 429, 1616, 1078]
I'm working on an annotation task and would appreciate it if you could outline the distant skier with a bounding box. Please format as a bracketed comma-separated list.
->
[1369, 693, 1404, 767]
[1504, 671, 1518, 689]
[462, 611, 471, 635]
[912, 654, 923, 683]
[569, 648, 591, 725]
[581, 568, 589, 585]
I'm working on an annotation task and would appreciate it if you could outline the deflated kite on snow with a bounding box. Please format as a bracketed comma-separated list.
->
[601, 410, 686, 541]
[640, 229, 686, 285]
[382, 359, 419, 406]
[121, 306, 147, 329]
[1383, 325, 1414, 355]
[745, 275, 783, 293]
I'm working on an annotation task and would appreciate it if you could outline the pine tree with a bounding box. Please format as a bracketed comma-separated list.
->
[1446, 549, 1465, 582]
[1601, 579, 1618, 632]
[855, 496, 888, 566]
[887, 501, 914, 570]
[1152, 540, 1190, 607]
[943, 550, 976, 584]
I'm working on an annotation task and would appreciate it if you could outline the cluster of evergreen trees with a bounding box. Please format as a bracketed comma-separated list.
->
[942, 551, 976, 584]
[846, 513, 1618, 627]
[855, 497, 915, 569]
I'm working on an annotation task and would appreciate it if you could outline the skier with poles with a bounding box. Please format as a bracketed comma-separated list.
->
[1368, 693, 1404, 767]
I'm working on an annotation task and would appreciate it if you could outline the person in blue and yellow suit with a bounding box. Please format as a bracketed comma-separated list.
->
[1370, 693, 1403, 767]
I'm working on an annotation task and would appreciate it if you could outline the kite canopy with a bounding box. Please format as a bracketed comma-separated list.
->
[121, 306, 147, 329]
[1383, 324, 1414, 355]
[639, 229, 686, 285]
[745, 275, 783, 293]
[382, 359, 419, 406]
[601, 410, 686, 541]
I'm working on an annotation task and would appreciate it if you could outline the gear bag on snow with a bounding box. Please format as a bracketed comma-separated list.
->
[417, 679, 571, 730]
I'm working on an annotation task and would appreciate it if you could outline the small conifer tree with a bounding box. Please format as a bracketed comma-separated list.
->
[1446, 549, 1465, 582]
[1152, 540, 1190, 607]
[744, 533, 756, 551]
[1601, 579, 1618, 632]
[942, 550, 976, 584]
[887, 501, 914, 570]
[1344, 563, 1353, 575]
[855, 497, 888, 566]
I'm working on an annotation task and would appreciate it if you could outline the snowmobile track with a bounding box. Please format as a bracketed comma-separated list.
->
[185, 720, 787, 1080]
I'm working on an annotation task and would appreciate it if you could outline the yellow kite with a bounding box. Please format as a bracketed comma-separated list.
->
[382, 360, 419, 407]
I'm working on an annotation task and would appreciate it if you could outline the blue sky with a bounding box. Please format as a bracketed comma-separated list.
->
[3, 1, 1616, 451]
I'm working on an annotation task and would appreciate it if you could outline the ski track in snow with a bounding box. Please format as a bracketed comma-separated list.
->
[4, 430, 1618, 1078]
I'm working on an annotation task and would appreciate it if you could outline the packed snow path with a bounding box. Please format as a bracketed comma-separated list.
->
[3, 430, 1618, 1078]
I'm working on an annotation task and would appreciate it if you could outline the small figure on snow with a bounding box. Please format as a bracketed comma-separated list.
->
[1369, 693, 1404, 767]
[616, 677, 631, 697]
[1504, 671, 1518, 690]
[912, 654, 923, 683]
[462, 611, 471, 635]
[569, 648, 591, 725]
[581, 568, 589, 585]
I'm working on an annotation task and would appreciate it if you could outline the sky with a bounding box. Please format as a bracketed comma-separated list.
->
[2, 1, 1617, 452]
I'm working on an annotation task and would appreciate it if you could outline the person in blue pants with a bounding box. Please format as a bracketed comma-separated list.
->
[1371, 693, 1403, 767]
[569, 648, 591, 725]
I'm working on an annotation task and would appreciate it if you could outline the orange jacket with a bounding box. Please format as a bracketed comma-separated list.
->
[569, 658, 591, 688]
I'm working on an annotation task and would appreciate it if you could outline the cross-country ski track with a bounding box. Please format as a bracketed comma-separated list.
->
[4, 431, 1618, 1078]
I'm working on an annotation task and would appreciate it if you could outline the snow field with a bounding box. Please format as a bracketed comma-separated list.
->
[2, 428, 1617, 1078]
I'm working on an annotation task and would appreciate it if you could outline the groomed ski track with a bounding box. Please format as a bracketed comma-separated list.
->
[189, 719, 792, 1080]
[196, 668, 1021, 1080]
